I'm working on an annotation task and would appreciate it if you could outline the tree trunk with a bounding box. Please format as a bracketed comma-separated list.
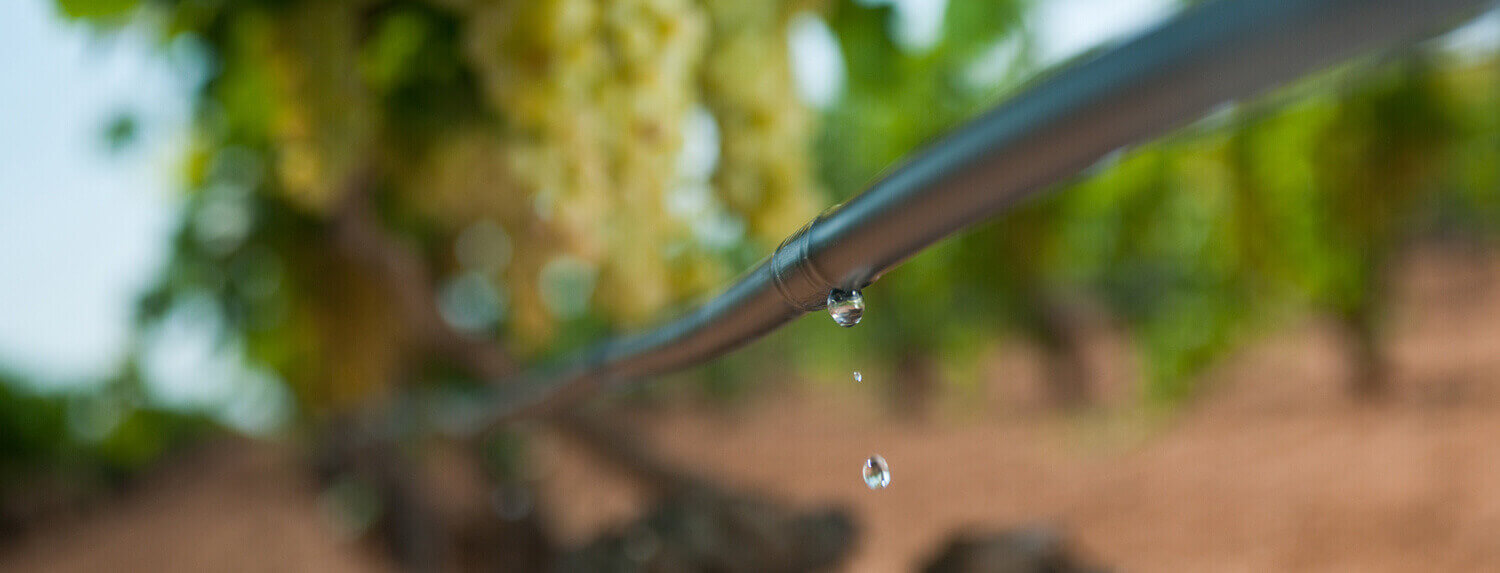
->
[892, 351, 939, 421]
[1026, 293, 1092, 410]
[1341, 252, 1392, 401]
[312, 417, 449, 572]
[1341, 305, 1389, 401]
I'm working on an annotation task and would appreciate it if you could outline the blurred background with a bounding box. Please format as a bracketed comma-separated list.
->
[2, 0, 1500, 570]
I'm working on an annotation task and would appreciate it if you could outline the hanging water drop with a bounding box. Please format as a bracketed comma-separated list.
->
[827, 289, 864, 327]
[863, 455, 890, 490]
[853, 371, 862, 383]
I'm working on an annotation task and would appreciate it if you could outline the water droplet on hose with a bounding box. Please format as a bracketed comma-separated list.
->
[853, 371, 862, 383]
[827, 289, 864, 327]
[863, 455, 890, 490]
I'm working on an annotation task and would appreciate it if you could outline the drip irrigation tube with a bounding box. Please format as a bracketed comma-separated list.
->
[445, 0, 1492, 433]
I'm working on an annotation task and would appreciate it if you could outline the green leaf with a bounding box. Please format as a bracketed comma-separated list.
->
[55, 0, 138, 20]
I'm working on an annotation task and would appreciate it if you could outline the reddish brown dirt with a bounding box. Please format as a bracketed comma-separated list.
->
[540, 246, 1500, 572]
[0, 443, 390, 573]
[6, 246, 1500, 572]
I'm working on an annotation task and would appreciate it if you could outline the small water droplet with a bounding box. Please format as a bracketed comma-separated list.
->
[827, 289, 864, 327]
[853, 371, 862, 383]
[863, 455, 890, 490]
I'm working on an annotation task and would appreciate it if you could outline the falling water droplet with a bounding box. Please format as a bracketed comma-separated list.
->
[853, 371, 862, 383]
[827, 289, 864, 327]
[863, 455, 890, 490]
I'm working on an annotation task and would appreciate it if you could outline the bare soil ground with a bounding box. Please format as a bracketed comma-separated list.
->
[6, 246, 1500, 572]
[0, 443, 390, 573]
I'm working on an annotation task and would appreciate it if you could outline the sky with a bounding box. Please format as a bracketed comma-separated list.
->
[0, 0, 188, 387]
[0, 0, 1491, 399]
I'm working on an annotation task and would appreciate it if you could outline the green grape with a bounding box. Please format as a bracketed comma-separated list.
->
[463, 0, 712, 328]
[700, 0, 822, 247]
[265, 2, 377, 213]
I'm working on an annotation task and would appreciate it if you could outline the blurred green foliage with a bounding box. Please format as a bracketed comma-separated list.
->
[0, 367, 211, 517]
[808, 1, 1498, 408]
[55, 0, 137, 19]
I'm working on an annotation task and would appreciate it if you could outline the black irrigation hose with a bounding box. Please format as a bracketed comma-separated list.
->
[442, 0, 1493, 434]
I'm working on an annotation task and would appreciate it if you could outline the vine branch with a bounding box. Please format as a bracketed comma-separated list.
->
[327, 171, 702, 494]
